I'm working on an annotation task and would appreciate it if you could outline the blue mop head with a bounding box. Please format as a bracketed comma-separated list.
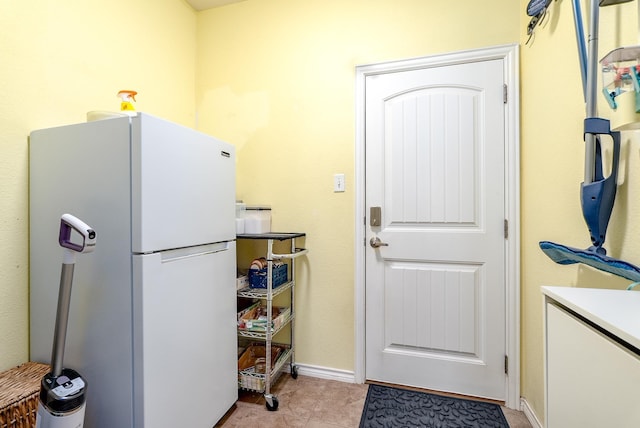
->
[539, 241, 640, 283]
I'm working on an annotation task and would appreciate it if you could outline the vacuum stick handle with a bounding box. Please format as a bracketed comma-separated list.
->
[50, 261, 75, 377]
[49, 214, 96, 377]
[59, 213, 96, 254]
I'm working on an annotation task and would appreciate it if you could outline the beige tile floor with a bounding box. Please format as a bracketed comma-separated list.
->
[216, 375, 532, 427]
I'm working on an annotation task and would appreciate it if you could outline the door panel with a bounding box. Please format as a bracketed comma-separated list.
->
[365, 59, 506, 399]
[387, 87, 478, 226]
[370, 258, 501, 395]
[385, 262, 479, 356]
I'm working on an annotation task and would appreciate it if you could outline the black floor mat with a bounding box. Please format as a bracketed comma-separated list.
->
[359, 384, 509, 428]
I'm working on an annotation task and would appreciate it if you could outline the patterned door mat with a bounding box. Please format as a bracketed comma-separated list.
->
[359, 384, 509, 428]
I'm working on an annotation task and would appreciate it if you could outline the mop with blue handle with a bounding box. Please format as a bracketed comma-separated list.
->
[539, 0, 640, 288]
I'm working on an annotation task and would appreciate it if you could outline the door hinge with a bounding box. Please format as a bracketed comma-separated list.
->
[505, 355, 509, 374]
[503, 84, 508, 104]
[504, 219, 509, 239]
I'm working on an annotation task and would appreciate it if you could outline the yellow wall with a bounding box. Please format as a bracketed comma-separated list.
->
[519, 0, 640, 420]
[5, 0, 639, 424]
[196, 0, 519, 372]
[0, 0, 197, 371]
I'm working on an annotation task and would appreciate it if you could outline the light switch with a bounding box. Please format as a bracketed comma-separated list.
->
[334, 174, 345, 192]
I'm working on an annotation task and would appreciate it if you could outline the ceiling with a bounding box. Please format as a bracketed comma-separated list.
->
[185, 0, 246, 11]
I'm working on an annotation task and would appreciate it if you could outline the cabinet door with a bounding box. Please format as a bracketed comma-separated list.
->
[546, 303, 640, 427]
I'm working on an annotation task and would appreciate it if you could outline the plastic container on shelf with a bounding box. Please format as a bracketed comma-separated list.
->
[244, 206, 271, 234]
[235, 201, 246, 234]
[600, 45, 640, 130]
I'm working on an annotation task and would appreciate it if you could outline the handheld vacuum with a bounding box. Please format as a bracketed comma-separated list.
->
[36, 214, 96, 428]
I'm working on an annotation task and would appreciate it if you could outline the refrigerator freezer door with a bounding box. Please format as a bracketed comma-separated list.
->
[132, 241, 237, 428]
[131, 114, 236, 253]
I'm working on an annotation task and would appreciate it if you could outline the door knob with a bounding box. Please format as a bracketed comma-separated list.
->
[370, 237, 389, 248]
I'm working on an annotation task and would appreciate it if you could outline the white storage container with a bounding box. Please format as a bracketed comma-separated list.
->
[244, 206, 271, 234]
[600, 45, 640, 130]
[235, 202, 246, 234]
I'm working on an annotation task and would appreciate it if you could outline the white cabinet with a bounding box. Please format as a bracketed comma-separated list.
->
[543, 287, 640, 428]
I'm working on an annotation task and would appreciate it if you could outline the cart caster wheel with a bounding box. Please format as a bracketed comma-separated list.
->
[265, 395, 279, 411]
[291, 365, 298, 379]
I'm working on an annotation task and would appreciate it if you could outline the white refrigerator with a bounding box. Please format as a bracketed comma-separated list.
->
[29, 113, 238, 428]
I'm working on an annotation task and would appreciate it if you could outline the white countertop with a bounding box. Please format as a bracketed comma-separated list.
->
[542, 286, 640, 350]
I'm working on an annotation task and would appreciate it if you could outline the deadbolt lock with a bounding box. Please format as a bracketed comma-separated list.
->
[370, 207, 382, 227]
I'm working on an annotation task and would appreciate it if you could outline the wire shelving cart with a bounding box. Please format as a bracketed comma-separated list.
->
[236, 232, 307, 411]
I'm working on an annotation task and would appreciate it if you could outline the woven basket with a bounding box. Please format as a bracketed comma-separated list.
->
[0, 362, 50, 428]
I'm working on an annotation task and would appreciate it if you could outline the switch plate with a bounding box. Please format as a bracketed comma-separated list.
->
[334, 174, 345, 192]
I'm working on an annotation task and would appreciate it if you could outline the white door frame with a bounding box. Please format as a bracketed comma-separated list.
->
[354, 44, 521, 409]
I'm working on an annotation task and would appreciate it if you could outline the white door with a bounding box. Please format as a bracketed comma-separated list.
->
[365, 58, 507, 399]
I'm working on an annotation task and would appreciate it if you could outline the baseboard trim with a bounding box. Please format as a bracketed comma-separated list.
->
[520, 397, 543, 428]
[292, 363, 356, 383]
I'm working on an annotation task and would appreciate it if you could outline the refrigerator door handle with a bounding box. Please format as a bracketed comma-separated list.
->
[160, 242, 231, 263]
